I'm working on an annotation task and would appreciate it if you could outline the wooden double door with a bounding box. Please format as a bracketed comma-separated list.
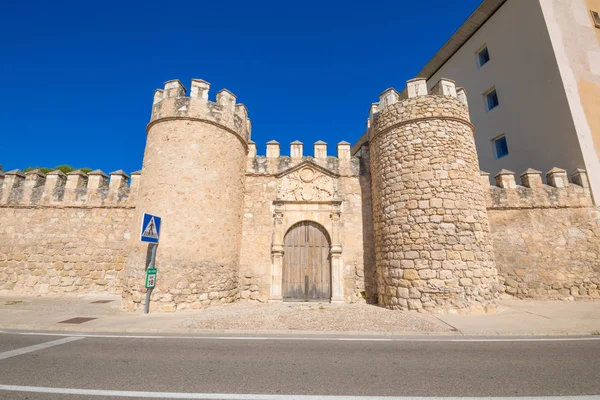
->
[282, 221, 331, 302]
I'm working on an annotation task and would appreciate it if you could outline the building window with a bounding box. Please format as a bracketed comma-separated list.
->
[591, 10, 600, 28]
[477, 46, 490, 67]
[493, 135, 509, 159]
[485, 88, 499, 111]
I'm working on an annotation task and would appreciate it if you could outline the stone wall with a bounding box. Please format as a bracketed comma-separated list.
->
[0, 207, 132, 295]
[239, 173, 279, 302]
[355, 143, 378, 303]
[338, 174, 373, 302]
[0, 169, 136, 295]
[484, 167, 600, 299]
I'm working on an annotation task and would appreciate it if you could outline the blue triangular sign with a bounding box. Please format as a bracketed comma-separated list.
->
[141, 213, 161, 243]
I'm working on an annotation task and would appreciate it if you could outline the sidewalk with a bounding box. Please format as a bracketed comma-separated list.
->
[0, 295, 599, 336]
[438, 299, 600, 336]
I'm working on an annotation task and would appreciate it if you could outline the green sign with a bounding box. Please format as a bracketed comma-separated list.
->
[145, 267, 157, 289]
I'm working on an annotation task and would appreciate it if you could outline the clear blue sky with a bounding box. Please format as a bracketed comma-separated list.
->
[0, 0, 481, 173]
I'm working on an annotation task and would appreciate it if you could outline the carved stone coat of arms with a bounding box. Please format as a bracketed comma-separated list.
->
[278, 166, 336, 201]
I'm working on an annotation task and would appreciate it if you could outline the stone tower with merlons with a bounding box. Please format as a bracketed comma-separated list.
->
[122, 79, 251, 311]
[367, 78, 500, 312]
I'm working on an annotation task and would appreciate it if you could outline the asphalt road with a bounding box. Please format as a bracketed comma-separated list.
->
[0, 331, 599, 399]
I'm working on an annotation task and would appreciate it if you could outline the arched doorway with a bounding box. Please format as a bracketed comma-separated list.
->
[282, 221, 331, 301]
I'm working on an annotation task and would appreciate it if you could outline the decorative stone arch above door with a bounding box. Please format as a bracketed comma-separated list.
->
[268, 161, 344, 303]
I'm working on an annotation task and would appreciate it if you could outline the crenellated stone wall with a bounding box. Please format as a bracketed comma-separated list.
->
[0, 169, 138, 295]
[482, 167, 600, 299]
[483, 168, 593, 209]
[0, 169, 139, 207]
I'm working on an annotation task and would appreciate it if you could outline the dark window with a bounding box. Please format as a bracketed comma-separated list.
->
[493, 136, 509, 159]
[485, 89, 499, 111]
[478, 46, 490, 67]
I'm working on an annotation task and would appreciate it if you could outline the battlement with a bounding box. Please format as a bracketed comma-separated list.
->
[149, 79, 251, 146]
[0, 169, 141, 208]
[368, 78, 471, 139]
[246, 140, 359, 176]
[482, 168, 593, 209]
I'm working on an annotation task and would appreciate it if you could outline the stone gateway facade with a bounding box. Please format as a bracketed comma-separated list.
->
[1, 77, 599, 313]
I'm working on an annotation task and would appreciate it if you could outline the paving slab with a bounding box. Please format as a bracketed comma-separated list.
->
[435, 299, 600, 336]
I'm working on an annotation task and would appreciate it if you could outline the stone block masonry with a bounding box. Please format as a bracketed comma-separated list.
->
[368, 78, 499, 313]
[0, 169, 138, 295]
[0, 208, 132, 295]
[483, 167, 600, 299]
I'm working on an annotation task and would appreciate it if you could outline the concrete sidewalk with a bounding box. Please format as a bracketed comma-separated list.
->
[438, 299, 600, 336]
[0, 295, 599, 336]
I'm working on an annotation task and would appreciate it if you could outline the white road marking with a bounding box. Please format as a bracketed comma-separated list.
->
[0, 336, 83, 360]
[0, 385, 597, 400]
[6, 332, 600, 342]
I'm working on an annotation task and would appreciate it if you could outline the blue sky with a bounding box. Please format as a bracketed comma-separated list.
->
[0, 0, 481, 173]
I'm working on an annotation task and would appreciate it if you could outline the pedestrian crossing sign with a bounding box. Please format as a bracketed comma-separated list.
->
[140, 213, 161, 243]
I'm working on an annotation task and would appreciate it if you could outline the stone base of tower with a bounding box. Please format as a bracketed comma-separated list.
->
[378, 282, 499, 314]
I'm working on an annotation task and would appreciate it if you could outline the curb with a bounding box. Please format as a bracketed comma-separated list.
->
[0, 324, 459, 336]
[0, 324, 597, 337]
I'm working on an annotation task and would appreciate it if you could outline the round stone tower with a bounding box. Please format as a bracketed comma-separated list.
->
[122, 79, 251, 311]
[369, 78, 499, 313]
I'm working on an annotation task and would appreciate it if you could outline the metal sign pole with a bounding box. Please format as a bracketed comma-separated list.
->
[144, 243, 157, 314]
[140, 212, 161, 315]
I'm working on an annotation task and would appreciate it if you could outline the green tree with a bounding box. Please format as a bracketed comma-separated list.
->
[23, 165, 92, 174]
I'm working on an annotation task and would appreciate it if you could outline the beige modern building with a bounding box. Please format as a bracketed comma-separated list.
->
[428, 0, 600, 202]
[357, 0, 600, 203]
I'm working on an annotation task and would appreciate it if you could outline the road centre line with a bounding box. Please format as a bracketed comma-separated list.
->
[7, 332, 600, 342]
[0, 385, 598, 400]
[0, 336, 83, 361]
